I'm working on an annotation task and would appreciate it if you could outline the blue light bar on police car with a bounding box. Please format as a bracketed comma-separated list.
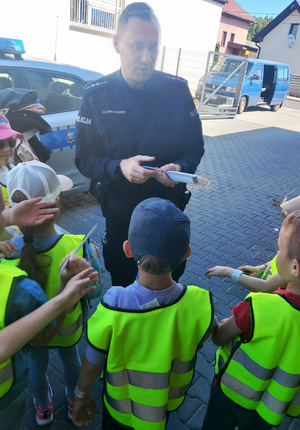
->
[0, 38, 25, 55]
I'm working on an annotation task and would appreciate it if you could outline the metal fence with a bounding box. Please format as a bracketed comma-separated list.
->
[160, 46, 208, 93]
[289, 74, 300, 98]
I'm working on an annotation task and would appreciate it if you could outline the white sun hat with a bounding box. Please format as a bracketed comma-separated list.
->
[7, 160, 73, 206]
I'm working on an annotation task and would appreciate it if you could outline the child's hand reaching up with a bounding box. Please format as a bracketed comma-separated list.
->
[59, 251, 92, 285]
[4, 197, 59, 227]
[0, 240, 18, 258]
[61, 266, 99, 306]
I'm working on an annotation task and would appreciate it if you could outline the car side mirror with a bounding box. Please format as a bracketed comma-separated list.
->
[251, 74, 260, 80]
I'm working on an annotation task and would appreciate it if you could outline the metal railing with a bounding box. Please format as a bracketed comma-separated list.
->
[197, 52, 248, 119]
[289, 74, 300, 98]
[70, 0, 123, 35]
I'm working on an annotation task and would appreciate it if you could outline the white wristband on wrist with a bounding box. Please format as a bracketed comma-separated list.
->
[74, 385, 89, 399]
[231, 269, 243, 282]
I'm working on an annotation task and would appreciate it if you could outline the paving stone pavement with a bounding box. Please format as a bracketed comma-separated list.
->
[22, 121, 300, 430]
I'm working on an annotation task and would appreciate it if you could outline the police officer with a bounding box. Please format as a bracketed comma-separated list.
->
[75, 2, 205, 287]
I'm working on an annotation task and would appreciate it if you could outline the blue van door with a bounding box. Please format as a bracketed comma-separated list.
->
[270, 66, 290, 108]
[243, 63, 263, 107]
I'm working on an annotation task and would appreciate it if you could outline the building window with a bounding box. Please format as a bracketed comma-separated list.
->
[70, 0, 124, 36]
[230, 33, 235, 42]
[289, 23, 299, 38]
[221, 31, 227, 47]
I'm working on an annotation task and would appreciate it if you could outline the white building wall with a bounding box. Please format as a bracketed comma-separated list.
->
[0, 0, 222, 77]
[258, 10, 300, 75]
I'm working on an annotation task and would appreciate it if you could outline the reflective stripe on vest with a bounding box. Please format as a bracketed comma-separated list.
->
[0, 265, 27, 398]
[56, 312, 83, 337]
[2, 234, 85, 348]
[262, 255, 277, 279]
[216, 292, 300, 426]
[88, 286, 214, 430]
[106, 354, 197, 389]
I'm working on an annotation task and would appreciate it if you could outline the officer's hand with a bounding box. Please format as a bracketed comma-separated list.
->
[120, 155, 155, 184]
[154, 163, 180, 188]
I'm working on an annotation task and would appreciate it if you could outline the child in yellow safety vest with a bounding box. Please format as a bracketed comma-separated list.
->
[0, 184, 99, 430]
[202, 210, 300, 430]
[3, 160, 103, 426]
[72, 197, 217, 430]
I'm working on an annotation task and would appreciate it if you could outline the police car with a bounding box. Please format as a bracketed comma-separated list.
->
[0, 37, 102, 194]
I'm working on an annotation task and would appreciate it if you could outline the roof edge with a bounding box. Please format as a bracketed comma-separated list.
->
[223, 11, 256, 24]
[253, 0, 300, 42]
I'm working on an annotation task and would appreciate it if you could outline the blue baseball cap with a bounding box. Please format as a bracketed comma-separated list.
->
[129, 197, 190, 269]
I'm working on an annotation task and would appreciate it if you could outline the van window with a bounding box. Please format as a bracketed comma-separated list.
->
[250, 65, 262, 80]
[278, 67, 289, 81]
[26, 70, 84, 114]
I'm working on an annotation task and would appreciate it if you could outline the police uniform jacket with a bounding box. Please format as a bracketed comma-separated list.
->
[75, 70, 204, 205]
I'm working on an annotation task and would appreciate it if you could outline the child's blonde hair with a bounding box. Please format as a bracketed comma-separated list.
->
[138, 255, 172, 275]
[282, 210, 300, 261]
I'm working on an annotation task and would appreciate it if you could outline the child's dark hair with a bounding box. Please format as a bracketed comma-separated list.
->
[12, 190, 53, 288]
[117, 2, 159, 35]
[282, 210, 300, 260]
[138, 255, 172, 275]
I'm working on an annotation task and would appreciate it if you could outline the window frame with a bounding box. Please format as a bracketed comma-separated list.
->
[221, 31, 227, 47]
[25, 69, 85, 114]
[70, 0, 125, 37]
[289, 23, 299, 38]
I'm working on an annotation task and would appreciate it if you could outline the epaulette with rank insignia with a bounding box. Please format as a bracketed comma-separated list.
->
[160, 72, 188, 87]
[84, 73, 115, 95]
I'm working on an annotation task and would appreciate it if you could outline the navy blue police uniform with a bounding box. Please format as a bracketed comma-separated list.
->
[75, 69, 204, 286]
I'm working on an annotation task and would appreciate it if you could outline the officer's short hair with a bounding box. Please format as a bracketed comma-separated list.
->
[117, 2, 159, 35]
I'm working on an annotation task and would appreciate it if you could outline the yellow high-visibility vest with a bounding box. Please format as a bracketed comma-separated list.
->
[216, 291, 300, 426]
[0, 265, 27, 398]
[0, 183, 9, 209]
[87, 285, 214, 430]
[261, 255, 277, 279]
[1, 234, 86, 347]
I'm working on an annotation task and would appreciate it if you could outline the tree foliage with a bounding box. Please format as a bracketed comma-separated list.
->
[247, 16, 273, 41]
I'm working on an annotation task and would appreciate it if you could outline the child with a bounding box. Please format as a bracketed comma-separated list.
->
[72, 197, 216, 430]
[0, 182, 99, 430]
[3, 160, 103, 426]
[0, 112, 23, 209]
[202, 210, 300, 430]
[211, 202, 298, 287]
[0, 254, 97, 365]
